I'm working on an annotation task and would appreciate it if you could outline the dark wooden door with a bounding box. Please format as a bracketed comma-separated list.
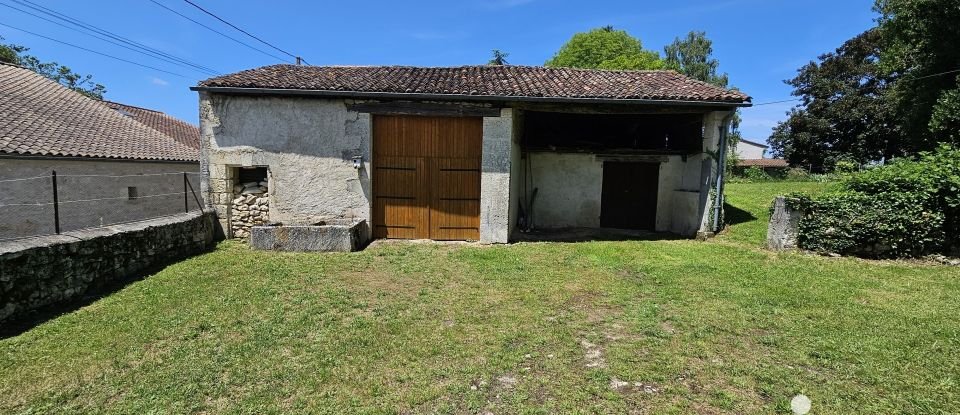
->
[600, 162, 659, 230]
[372, 115, 482, 240]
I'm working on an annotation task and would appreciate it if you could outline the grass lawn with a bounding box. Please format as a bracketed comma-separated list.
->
[2, 181, 957, 414]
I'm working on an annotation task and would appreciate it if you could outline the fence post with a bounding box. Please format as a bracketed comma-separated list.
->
[52, 170, 60, 234]
[183, 172, 189, 213]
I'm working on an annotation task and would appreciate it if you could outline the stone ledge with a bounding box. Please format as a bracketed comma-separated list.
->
[250, 220, 369, 252]
[0, 209, 214, 254]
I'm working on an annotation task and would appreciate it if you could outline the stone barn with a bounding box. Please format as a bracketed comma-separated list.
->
[193, 65, 750, 244]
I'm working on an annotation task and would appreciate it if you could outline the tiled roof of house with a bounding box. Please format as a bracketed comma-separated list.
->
[103, 101, 201, 150]
[738, 138, 769, 148]
[0, 62, 198, 162]
[197, 64, 751, 104]
[737, 158, 790, 168]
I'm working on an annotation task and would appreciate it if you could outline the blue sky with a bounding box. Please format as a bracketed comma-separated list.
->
[1, 0, 878, 142]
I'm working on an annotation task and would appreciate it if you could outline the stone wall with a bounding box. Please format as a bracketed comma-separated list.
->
[480, 108, 516, 243]
[0, 157, 200, 240]
[0, 209, 216, 323]
[198, 93, 371, 240]
[230, 180, 270, 238]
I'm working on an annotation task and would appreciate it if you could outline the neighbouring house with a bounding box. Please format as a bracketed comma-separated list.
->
[733, 138, 789, 171]
[192, 64, 750, 244]
[0, 62, 201, 240]
[733, 138, 768, 159]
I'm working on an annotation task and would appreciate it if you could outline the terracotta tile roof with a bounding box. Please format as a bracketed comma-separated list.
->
[103, 101, 201, 150]
[0, 62, 198, 162]
[737, 158, 790, 168]
[197, 64, 751, 104]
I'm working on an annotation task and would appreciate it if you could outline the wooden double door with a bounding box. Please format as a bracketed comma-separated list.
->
[372, 115, 482, 240]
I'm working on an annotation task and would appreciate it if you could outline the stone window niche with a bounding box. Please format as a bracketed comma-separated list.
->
[230, 166, 270, 238]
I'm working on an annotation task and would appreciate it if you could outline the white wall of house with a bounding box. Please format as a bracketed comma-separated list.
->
[0, 157, 200, 240]
[525, 152, 602, 228]
[522, 152, 706, 235]
[735, 141, 767, 159]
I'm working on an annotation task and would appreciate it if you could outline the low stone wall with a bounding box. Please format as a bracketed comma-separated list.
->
[0, 209, 216, 323]
[767, 196, 801, 251]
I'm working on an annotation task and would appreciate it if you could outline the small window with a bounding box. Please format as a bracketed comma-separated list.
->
[128, 186, 138, 200]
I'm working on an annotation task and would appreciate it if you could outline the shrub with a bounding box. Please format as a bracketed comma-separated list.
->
[833, 158, 859, 174]
[786, 144, 960, 258]
[740, 166, 772, 181]
[785, 167, 811, 181]
[791, 192, 945, 258]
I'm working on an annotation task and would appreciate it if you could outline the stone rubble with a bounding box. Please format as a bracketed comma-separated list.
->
[231, 181, 269, 238]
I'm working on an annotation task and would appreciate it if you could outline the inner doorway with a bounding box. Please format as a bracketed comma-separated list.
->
[599, 162, 659, 230]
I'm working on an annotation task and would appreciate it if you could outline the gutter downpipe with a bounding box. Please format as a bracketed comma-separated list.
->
[712, 112, 735, 233]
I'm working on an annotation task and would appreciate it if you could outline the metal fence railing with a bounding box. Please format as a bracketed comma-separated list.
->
[0, 171, 204, 242]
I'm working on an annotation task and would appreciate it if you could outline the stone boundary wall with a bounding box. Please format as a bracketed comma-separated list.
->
[0, 209, 216, 323]
[767, 196, 801, 251]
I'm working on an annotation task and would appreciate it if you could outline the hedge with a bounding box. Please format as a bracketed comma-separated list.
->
[781, 145, 960, 259]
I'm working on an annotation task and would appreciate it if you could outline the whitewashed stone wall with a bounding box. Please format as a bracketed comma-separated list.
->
[198, 93, 371, 240]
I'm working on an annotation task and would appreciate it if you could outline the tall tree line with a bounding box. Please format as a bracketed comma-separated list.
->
[770, 0, 960, 171]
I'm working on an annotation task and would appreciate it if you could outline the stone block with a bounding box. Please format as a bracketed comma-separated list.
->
[209, 178, 230, 193]
[208, 163, 229, 180]
[767, 196, 801, 251]
[249, 220, 369, 252]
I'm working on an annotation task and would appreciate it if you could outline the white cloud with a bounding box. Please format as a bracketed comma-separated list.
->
[150, 77, 170, 86]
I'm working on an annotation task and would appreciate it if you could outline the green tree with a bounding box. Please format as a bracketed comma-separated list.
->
[488, 49, 509, 66]
[0, 36, 106, 100]
[768, 29, 899, 171]
[663, 31, 742, 171]
[929, 78, 960, 144]
[875, 0, 960, 148]
[663, 31, 729, 88]
[545, 26, 663, 70]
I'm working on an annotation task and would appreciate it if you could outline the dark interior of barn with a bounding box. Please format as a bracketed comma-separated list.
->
[521, 111, 704, 154]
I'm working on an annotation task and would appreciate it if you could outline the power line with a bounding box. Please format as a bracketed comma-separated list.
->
[0, 0, 219, 76]
[12, 0, 221, 75]
[749, 67, 960, 107]
[0, 21, 189, 78]
[903, 68, 960, 82]
[180, 0, 307, 64]
[147, 0, 292, 63]
[751, 99, 801, 106]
